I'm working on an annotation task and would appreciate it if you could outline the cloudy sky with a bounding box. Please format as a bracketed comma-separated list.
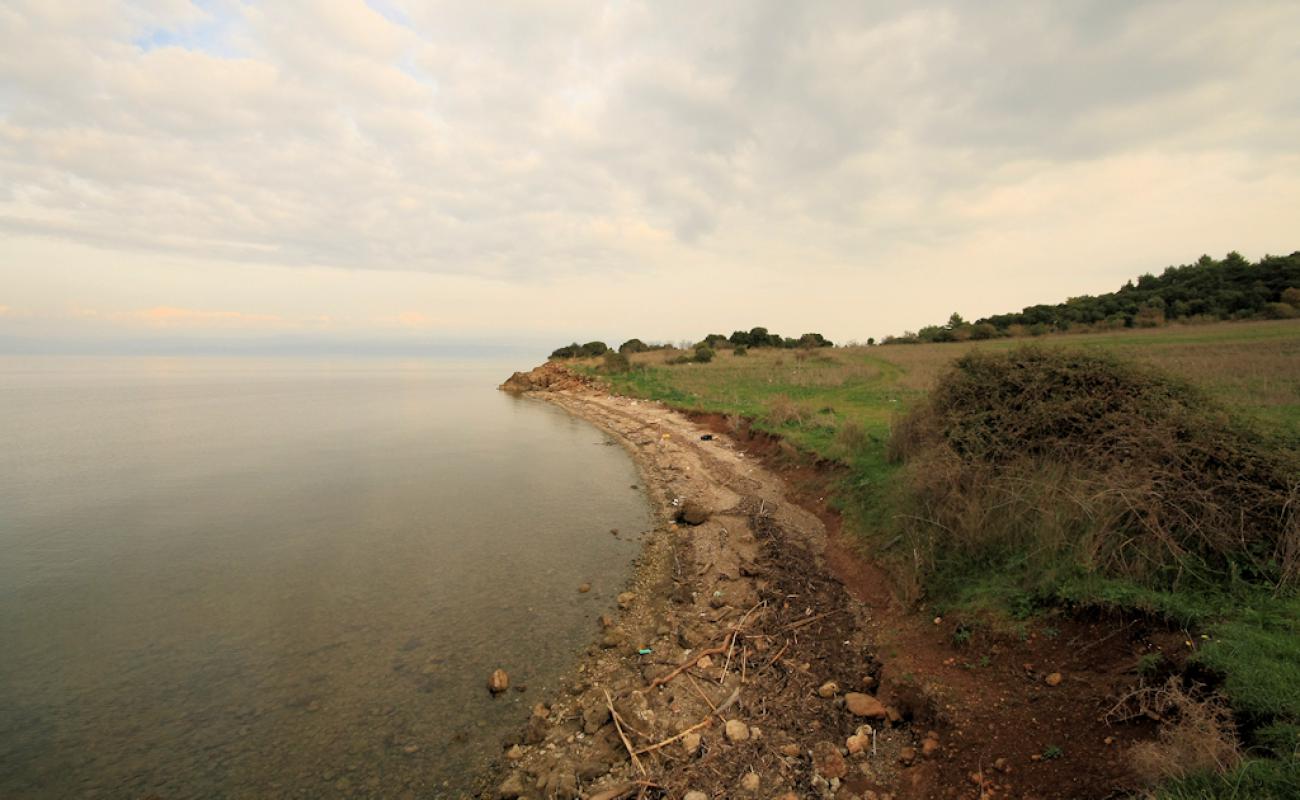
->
[2, 0, 1298, 354]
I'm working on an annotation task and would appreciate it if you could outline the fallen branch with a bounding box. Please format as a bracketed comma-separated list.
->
[605, 689, 645, 775]
[648, 639, 731, 689]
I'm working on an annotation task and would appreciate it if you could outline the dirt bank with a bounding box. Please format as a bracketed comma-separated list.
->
[484, 364, 1158, 800]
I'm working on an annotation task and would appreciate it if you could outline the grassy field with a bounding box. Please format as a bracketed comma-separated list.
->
[600, 318, 1300, 451]
[578, 318, 1300, 796]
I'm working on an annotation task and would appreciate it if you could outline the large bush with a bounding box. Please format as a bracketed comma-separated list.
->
[889, 347, 1300, 591]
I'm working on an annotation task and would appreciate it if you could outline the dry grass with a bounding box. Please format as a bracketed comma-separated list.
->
[1108, 677, 1242, 785]
[765, 394, 805, 427]
[889, 347, 1300, 589]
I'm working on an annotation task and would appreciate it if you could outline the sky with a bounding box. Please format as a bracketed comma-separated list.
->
[1, 0, 1298, 356]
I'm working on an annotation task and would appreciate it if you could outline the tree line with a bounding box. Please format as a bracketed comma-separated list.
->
[549, 326, 834, 361]
[883, 251, 1300, 344]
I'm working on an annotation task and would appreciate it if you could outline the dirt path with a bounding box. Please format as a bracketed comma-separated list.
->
[485, 365, 1158, 800]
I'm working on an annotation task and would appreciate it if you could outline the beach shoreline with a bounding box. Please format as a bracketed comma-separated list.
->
[478, 364, 913, 800]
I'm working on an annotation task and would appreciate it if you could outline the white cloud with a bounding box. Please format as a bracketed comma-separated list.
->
[1, 0, 1298, 347]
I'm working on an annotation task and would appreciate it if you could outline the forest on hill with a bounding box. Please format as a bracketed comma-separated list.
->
[885, 251, 1300, 344]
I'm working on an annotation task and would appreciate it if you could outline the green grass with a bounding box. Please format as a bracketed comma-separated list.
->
[1153, 758, 1300, 799]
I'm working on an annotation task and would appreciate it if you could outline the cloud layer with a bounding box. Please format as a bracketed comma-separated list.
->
[2, 0, 1298, 348]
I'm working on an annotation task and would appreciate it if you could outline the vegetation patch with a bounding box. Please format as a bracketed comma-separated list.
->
[888, 346, 1299, 592]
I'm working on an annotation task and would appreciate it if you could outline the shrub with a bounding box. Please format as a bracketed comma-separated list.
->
[1263, 302, 1298, 320]
[618, 338, 649, 354]
[888, 347, 1300, 590]
[693, 345, 715, 363]
[833, 419, 870, 458]
[602, 351, 631, 373]
[733, 345, 748, 357]
[580, 341, 609, 357]
[765, 395, 804, 427]
[1112, 678, 1242, 785]
[1282, 287, 1300, 308]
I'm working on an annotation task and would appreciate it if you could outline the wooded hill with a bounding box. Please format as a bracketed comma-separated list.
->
[885, 251, 1300, 344]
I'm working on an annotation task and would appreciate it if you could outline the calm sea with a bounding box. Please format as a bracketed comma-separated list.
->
[0, 356, 652, 799]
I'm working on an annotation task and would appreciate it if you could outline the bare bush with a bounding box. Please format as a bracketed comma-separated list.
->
[766, 395, 804, 427]
[1107, 677, 1242, 785]
[888, 347, 1300, 588]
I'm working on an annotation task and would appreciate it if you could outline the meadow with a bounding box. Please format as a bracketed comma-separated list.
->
[604, 318, 1300, 451]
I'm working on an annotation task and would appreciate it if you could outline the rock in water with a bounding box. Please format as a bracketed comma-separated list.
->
[487, 669, 510, 694]
[845, 692, 887, 718]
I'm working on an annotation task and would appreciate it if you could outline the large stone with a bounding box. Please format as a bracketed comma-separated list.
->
[812, 741, 848, 780]
[682, 732, 702, 756]
[845, 692, 887, 718]
[725, 719, 751, 742]
[487, 669, 510, 694]
[497, 773, 527, 799]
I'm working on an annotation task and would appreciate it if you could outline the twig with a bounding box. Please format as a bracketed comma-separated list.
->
[634, 717, 713, 755]
[715, 686, 742, 716]
[784, 610, 839, 631]
[648, 640, 730, 689]
[764, 640, 791, 670]
[605, 689, 645, 775]
[741, 646, 748, 684]
[721, 630, 738, 684]
[686, 673, 719, 715]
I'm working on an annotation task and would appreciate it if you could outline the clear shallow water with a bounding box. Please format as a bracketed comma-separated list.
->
[0, 357, 652, 799]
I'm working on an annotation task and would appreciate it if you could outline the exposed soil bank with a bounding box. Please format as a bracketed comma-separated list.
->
[483, 364, 1160, 800]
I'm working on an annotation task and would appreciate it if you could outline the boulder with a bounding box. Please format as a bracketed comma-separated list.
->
[845, 692, 887, 718]
[487, 669, 510, 694]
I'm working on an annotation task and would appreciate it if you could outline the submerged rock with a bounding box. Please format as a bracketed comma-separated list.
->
[487, 669, 510, 694]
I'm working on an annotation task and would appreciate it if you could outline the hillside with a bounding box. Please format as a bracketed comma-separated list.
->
[564, 320, 1300, 798]
[885, 251, 1300, 344]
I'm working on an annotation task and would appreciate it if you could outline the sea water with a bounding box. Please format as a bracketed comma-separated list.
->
[0, 356, 652, 798]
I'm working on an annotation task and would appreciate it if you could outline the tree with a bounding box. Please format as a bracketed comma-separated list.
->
[946, 313, 966, 330]
[618, 338, 649, 354]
